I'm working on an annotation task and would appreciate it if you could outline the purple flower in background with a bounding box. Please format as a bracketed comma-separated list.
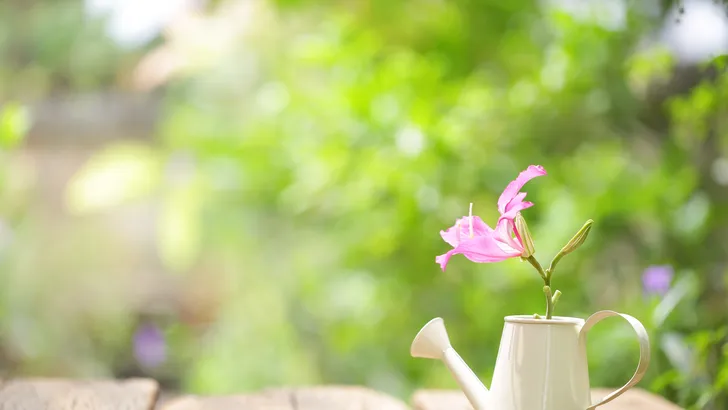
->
[133, 323, 166, 369]
[642, 265, 674, 296]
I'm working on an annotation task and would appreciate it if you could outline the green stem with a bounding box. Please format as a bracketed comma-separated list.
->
[547, 254, 562, 278]
[526, 255, 547, 281]
[526, 256, 555, 319]
[552, 290, 562, 305]
[544, 284, 553, 319]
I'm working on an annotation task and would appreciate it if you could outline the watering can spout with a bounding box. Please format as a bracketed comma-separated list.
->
[411, 318, 489, 410]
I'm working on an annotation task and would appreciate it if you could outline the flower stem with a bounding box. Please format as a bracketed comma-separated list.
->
[525, 255, 547, 281]
[552, 290, 562, 305]
[526, 256, 555, 319]
[544, 285, 553, 319]
[547, 254, 562, 277]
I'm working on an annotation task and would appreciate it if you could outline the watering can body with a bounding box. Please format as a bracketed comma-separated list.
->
[411, 311, 650, 410]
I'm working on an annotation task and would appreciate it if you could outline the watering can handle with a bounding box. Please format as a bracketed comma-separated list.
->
[580, 310, 651, 410]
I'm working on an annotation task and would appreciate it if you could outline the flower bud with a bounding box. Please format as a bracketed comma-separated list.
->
[515, 213, 536, 258]
[560, 219, 593, 256]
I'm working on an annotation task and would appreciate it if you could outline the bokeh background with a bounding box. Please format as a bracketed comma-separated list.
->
[2, 0, 728, 408]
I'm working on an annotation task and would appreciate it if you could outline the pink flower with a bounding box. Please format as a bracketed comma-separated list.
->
[436, 165, 547, 271]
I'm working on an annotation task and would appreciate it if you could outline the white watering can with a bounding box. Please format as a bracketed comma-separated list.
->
[411, 312, 650, 410]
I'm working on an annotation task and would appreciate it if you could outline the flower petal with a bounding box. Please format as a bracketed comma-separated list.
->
[501, 200, 534, 220]
[494, 218, 524, 254]
[436, 249, 457, 271]
[497, 165, 547, 214]
[440, 216, 493, 247]
[436, 232, 521, 270]
[505, 192, 527, 212]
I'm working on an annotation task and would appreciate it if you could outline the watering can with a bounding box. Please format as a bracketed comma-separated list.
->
[411, 312, 650, 410]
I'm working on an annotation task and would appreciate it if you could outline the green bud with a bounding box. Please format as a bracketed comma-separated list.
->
[533, 313, 543, 319]
[515, 213, 536, 258]
[560, 219, 593, 256]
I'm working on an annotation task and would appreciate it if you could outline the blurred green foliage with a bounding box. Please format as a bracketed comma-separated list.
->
[0, 0, 136, 98]
[3, 0, 728, 409]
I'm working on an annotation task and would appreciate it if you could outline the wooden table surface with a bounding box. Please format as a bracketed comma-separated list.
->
[0, 379, 682, 409]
